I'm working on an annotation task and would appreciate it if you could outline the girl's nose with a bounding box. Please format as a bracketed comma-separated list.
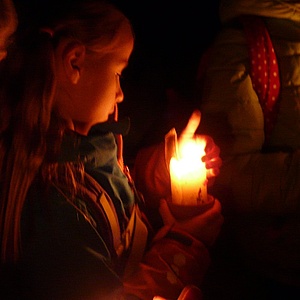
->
[116, 87, 124, 103]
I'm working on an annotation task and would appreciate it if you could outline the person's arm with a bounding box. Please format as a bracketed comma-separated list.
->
[124, 198, 223, 300]
[124, 227, 210, 299]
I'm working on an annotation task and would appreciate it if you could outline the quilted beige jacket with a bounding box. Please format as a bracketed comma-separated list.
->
[199, 0, 300, 286]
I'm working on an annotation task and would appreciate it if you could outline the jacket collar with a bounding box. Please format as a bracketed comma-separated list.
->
[57, 118, 130, 165]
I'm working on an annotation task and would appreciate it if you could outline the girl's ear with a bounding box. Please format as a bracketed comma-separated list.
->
[62, 42, 86, 84]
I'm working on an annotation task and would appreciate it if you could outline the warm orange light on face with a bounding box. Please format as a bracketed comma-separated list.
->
[170, 139, 207, 206]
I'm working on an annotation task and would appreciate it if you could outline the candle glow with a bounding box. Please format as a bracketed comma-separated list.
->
[170, 139, 207, 205]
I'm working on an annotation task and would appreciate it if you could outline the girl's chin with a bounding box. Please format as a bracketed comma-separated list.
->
[107, 112, 116, 121]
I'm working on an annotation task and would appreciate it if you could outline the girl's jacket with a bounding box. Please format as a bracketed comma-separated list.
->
[18, 121, 209, 300]
[197, 0, 300, 286]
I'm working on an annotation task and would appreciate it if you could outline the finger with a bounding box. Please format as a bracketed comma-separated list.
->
[202, 135, 214, 152]
[205, 157, 222, 176]
[159, 199, 176, 226]
[192, 198, 222, 221]
[212, 199, 222, 214]
[203, 198, 222, 215]
[206, 167, 220, 178]
[180, 110, 201, 140]
[202, 136, 220, 159]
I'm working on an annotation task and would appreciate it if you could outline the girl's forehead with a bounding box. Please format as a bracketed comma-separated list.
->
[87, 31, 133, 64]
[117, 20, 134, 47]
[87, 18, 134, 54]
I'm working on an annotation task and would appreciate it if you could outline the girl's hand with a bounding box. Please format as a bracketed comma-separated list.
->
[159, 197, 224, 247]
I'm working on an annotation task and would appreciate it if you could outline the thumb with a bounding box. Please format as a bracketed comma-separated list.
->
[180, 110, 201, 141]
[159, 199, 176, 226]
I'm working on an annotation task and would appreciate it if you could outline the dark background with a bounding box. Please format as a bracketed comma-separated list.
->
[111, 1, 221, 162]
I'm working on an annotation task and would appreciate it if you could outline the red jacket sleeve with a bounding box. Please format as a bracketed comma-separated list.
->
[123, 225, 209, 300]
[132, 142, 170, 210]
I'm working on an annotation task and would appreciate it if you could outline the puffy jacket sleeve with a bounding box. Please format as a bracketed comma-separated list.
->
[132, 142, 170, 210]
[123, 225, 209, 300]
[198, 27, 300, 215]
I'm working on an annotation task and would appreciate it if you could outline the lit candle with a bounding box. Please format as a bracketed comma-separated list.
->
[170, 139, 207, 206]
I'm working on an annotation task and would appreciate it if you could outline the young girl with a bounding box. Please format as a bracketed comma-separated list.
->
[0, 1, 223, 299]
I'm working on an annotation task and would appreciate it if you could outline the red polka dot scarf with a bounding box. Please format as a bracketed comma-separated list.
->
[241, 15, 280, 142]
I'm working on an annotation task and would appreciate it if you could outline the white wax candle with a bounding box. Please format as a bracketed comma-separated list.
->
[170, 140, 207, 205]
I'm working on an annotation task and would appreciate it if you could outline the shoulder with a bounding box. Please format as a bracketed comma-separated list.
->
[21, 179, 111, 256]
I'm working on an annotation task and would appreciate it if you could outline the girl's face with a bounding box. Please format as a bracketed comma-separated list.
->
[54, 21, 134, 135]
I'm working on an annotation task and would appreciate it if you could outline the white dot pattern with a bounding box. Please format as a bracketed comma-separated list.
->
[166, 253, 187, 284]
[241, 16, 280, 140]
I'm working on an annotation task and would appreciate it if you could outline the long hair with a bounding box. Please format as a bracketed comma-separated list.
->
[0, 0, 18, 51]
[0, 0, 133, 263]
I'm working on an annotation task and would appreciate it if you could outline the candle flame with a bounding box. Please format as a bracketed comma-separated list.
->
[179, 139, 205, 160]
